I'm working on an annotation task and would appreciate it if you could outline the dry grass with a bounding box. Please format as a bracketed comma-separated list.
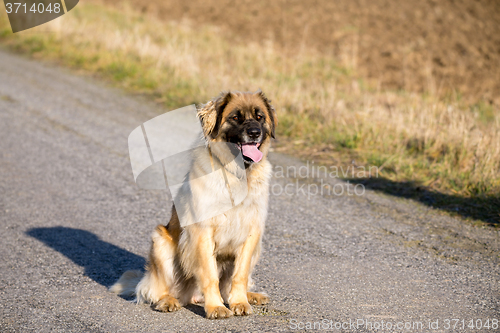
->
[1, 2, 498, 223]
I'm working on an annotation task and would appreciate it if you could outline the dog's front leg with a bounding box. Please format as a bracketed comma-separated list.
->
[193, 227, 233, 319]
[228, 226, 261, 316]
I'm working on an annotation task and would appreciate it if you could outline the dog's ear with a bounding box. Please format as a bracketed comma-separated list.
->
[198, 91, 232, 138]
[255, 89, 277, 139]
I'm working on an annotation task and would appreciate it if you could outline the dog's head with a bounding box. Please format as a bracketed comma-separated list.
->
[198, 90, 277, 165]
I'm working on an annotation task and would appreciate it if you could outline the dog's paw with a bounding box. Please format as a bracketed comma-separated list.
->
[230, 302, 253, 316]
[190, 294, 205, 304]
[205, 305, 233, 319]
[247, 292, 269, 305]
[154, 295, 181, 312]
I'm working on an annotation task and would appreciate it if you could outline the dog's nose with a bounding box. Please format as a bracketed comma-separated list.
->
[247, 127, 261, 139]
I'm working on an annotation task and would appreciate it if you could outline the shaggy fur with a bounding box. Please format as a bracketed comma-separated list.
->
[111, 90, 277, 319]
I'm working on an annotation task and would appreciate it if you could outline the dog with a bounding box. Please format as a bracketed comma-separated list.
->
[111, 90, 277, 319]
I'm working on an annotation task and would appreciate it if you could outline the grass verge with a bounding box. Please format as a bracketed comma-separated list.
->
[1, 2, 498, 225]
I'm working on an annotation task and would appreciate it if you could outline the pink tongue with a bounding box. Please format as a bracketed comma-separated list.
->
[241, 144, 263, 162]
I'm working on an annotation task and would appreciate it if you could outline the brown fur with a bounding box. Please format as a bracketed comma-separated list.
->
[111, 90, 276, 319]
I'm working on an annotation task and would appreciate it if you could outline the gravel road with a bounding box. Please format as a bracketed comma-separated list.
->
[0, 49, 499, 332]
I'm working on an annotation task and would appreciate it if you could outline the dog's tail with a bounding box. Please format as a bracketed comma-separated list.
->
[110, 270, 144, 298]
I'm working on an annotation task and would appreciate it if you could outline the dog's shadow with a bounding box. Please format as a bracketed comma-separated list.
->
[26, 226, 146, 287]
[26, 226, 212, 318]
[183, 304, 206, 317]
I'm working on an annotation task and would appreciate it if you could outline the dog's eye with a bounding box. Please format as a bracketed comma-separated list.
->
[256, 115, 262, 121]
[232, 115, 239, 121]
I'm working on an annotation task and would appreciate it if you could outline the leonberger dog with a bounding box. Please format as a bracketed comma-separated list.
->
[111, 90, 277, 319]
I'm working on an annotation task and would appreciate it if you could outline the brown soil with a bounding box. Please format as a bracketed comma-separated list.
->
[104, 0, 500, 105]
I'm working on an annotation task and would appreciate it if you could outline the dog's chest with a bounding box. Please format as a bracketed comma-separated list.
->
[213, 190, 262, 253]
[213, 163, 271, 253]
